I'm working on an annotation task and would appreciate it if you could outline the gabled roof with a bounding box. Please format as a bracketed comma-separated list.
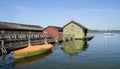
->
[50, 26, 62, 31]
[43, 26, 62, 32]
[0, 21, 43, 31]
[63, 20, 88, 30]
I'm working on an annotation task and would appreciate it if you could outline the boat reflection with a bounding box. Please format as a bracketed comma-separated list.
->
[12, 50, 52, 67]
[61, 40, 88, 56]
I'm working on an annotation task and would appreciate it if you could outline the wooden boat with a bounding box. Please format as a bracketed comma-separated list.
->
[12, 51, 52, 67]
[13, 44, 53, 59]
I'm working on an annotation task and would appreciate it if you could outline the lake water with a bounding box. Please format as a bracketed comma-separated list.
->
[0, 32, 120, 69]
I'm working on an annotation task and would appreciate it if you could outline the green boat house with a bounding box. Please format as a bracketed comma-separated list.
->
[63, 20, 88, 40]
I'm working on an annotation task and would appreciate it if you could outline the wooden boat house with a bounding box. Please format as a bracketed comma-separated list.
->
[41, 26, 63, 40]
[63, 20, 88, 40]
[0, 21, 43, 40]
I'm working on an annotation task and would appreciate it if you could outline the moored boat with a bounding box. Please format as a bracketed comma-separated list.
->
[12, 51, 52, 67]
[13, 44, 53, 59]
[104, 33, 117, 36]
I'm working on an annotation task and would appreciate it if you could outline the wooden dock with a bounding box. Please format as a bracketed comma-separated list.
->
[0, 37, 62, 50]
[0, 35, 93, 55]
[82, 36, 94, 41]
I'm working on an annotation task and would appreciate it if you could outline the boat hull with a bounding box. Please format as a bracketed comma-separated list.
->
[12, 50, 52, 67]
[13, 44, 53, 59]
[13, 49, 49, 59]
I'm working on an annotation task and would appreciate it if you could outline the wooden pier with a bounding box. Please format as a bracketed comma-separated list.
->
[0, 21, 94, 55]
[0, 37, 62, 50]
[82, 36, 94, 41]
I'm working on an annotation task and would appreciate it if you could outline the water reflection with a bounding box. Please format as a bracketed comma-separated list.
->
[0, 53, 14, 67]
[1, 54, 6, 65]
[61, 40, 88, 56]
[12, 50, 52, 67]
[104, 35, 117, 47]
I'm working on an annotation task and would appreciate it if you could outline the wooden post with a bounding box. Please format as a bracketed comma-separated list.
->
[55, 37, 58, 43]
[1, 40, 7, 54]
[1, 30, 5, 39]
[44, 31, 48, 44]
[44, 37, 48, 44]
[63, 37, 66, 42]
[28, 31, 31, 46]
[0, 30, 7, 54]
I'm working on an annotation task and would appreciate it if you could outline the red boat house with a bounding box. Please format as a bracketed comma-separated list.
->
[41, 26, 63, 41]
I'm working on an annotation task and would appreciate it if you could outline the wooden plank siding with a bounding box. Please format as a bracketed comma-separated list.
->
[41, 26, 63, 40]
[0, 22, 43, 40]
[63, 20, 88, 40]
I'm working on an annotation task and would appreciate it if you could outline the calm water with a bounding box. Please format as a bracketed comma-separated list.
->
[0, 33, 120, 69]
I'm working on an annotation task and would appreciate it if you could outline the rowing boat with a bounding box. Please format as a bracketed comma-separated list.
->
[12, 51, 52, 67]
[13, 44, 53, 59]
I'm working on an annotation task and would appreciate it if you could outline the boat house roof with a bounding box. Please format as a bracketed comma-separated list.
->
[63, 20, 88, 30]
[43, 26, 62, 32]
[0, 21, 43, 31]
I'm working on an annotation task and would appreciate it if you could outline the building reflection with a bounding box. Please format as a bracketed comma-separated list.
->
[12, 50, 52, 67]
[61, 40, 88, 56]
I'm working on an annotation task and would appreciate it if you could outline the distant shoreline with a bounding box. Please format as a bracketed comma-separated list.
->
[88, 30, 120, 33]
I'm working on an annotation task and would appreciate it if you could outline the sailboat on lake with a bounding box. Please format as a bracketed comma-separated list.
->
[104, 30, 115, 36]
[104, 27, 117, 36]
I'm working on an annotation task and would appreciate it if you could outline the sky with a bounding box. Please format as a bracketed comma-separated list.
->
[0, 0, 120, 30]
